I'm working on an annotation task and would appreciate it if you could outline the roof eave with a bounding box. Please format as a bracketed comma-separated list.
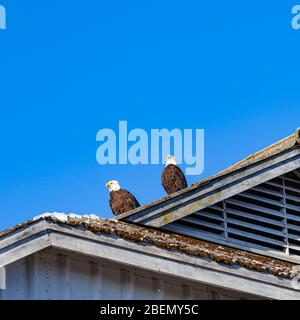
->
[1, 218, 300, 299]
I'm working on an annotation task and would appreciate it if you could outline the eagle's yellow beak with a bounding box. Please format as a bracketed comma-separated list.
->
[106, 182, 110, 188]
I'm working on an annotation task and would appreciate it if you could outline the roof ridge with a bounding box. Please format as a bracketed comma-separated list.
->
[204, 127, 300, 184]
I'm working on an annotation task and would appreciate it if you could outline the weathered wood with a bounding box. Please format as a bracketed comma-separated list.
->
[0, 267, 6, 290]
[2, 217, 300, 299]
[0, 234, 50, 267]
[0, 220, 50, 250]
[149, 155, 300, 227]
[49, 232, 300, 300]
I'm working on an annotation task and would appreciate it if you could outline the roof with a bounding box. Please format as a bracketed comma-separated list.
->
[1, 129, 300, 299]
[1, 213, 300, 299]
[0, 213, 297, 278]
[117, 127, 300, 228]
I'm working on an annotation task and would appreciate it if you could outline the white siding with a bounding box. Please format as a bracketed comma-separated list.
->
[0, 248, 259, 300]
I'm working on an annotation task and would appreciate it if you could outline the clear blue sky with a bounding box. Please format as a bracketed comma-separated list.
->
[1, 0, 300, 231]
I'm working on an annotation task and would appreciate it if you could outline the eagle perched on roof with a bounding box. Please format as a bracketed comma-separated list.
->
[106, 180, 140, 216]
[161, 155, 188, 195]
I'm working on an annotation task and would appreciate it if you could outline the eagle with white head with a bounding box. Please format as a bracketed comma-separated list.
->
[161, 155, 188, 195]
[106, 180, 140, 216]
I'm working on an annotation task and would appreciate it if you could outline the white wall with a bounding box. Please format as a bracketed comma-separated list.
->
[0, 248, 260, 300]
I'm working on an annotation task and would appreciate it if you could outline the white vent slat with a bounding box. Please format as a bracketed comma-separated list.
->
[263, 181, 283, 189]
[282, 184, 300, 195]
[285, 203, 300, 213]
[239, 191, 300, 214]
[165, 223, 225, 241]
[209, 205, 224, 212]
[285, 193, 300, 204]
[286, 213, 300, 223]
[226, 236, 287, 256]
[252, 186, 283, 198]
[193, 211, 224, 222]
[284, 176, 300, 185]
[226, 208, 284, 228]
[227, 218, 285, 238]
[287, 223, 300, 233]
[239, 192, 284, 208]
[226, 199, 284, 218]
[181, 217, 225, 232]
[227, 227, 285, 247]
[287, 233, 300, 241]
[287, 244, 300, 252]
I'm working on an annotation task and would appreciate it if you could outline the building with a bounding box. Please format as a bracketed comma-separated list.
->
[1, 128, 300, 300]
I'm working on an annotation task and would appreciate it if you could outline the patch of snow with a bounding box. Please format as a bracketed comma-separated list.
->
[83, 214, 100, 220]
[33, 212, 68, 223]
[68, 213, 84, 220]
[51, 212, 69, 223]
[33, 212, 101, 223]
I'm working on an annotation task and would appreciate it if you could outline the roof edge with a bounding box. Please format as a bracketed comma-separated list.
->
[206, 128, 300, 185]
[0, 214, 299, 280]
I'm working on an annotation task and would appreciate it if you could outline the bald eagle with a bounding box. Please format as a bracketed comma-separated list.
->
[161, 155, 188, 195]
[106, 180, 140, 216]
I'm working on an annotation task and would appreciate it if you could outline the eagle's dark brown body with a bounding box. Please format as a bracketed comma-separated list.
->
[109, 189, 140, 216]
[161, 164, 188, 195]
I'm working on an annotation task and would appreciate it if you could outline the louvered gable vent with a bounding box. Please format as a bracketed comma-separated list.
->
[118, 128, 300, 264]
[163, 169, 300, 263]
